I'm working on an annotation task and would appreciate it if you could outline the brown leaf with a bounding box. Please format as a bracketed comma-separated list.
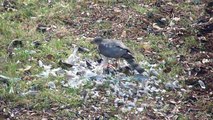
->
[163, 67, 171, 73]
[46, 54, 55, 60]
[120, 30, 127, 38]
[113, 7, 122, 13]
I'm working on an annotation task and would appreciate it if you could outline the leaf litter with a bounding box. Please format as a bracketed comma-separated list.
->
[1, 0, 213, 119]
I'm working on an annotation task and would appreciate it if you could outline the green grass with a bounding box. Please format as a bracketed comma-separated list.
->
[142, 34, 185, 78]
[133, 5, 148, 14]
[0, 0, 83, 112]
[1, 75, 82, 111]
[0, 0, 204, 118]
[94, 21, 112, 29]
[132, 4, 157, 14]
[184, 36, 197, 47]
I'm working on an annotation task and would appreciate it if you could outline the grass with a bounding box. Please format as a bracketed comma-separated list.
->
[94, 21, 112, 29]
[133, 5, 148, 14]
[0, 0, 204, 119]
[132, 4, 157, 15]
[0, 0, 84, 113]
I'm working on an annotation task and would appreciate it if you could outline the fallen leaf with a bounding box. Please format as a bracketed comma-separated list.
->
[121, 30, 127, 38]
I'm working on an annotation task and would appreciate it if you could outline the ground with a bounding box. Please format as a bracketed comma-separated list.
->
[0, 0, 212, 119]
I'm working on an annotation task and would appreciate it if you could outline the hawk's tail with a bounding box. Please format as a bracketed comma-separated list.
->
[124, 56, 145, 74]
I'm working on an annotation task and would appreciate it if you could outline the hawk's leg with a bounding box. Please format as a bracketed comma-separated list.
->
[100, 55, 109, 68]
[114, 58, 121, 68]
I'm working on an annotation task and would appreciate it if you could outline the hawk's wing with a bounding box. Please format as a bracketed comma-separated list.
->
[98, 39, 133, 59]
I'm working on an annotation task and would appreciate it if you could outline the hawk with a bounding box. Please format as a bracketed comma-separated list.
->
[91, 37, 144, 74]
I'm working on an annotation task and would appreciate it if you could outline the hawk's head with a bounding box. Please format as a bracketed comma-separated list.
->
[91, 37, 103, 45]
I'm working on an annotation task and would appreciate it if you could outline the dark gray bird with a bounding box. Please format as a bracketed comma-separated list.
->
[91, 37, 145, 74]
